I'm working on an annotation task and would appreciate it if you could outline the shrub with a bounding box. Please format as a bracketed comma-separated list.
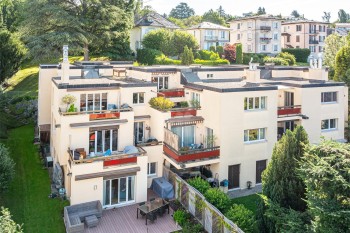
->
[179, 101, 189, 108]
[277, 52, 296, 65]
[225, 204, 257, 233]
[216, 46, 224, 57]
[263, 56, 289, 66]
[224, 44, 236, 63]
[181, 223, 203, 233]
[61, 94, 76, 107]
[149, 97, 175, 111]
[281, 48, 310, 63]
[194, 59, 229, 66]
[334, 45, 350, 85]
[0, 207, 23, 233]
[173, 209, 190, 226]
[67, 104, 77, 112]
[142, 28, 174, 55]
[204, 188, 231, 213]
[136, 48, 162, 65]
[181, 46, 194, 65]
[243, 53, 266, 65]
[198, 50, 218, 60]
[209, 46, 216, 52]
[187, 177, 211, 194]
[0, 144, 15, 193]
[236, 43, 243, 64]
[155, 54, 181, 65]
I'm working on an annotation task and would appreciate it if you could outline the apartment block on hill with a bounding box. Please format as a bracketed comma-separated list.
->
[38, 47, 347, 208]
[229, 15, 282, 54]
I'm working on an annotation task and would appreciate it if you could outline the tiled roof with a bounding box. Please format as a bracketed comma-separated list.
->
[135, 13, 180, 29]
[187, 22, 230, 30]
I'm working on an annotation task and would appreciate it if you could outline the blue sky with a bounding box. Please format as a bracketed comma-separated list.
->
[145, 0, 350, 21]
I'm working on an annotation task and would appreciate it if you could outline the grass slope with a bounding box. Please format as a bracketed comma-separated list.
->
[0, 125, 68, 233]
[232, 194, 261, 214]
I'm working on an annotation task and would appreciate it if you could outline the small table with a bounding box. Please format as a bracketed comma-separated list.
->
[137, 198, 169, 225]
[85, 215, 98, 228]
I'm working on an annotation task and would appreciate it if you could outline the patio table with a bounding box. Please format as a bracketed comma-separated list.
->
[137, 198, 169, 225]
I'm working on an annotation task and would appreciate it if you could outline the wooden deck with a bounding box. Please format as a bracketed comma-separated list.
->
[84, 190, 180, 233]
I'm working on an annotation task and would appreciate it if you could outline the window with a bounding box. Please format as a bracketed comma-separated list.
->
[273, 33, 278, 40]
[287, 35, 291, 43]
[319, 46, 323, 52]
[273, 22, 278, 29]
[147, 162, 157, 176]
[171, 125, 195, 148]
[220, 31, 226, 39]
[237, 34, 241, 40]
[296, 35, 300, 42]
[273, 44, 278, 52]
[80, 93, 107, 112]
[247, 44, 252, 52]
[191, 92, 201, 107]
[248, 33, 252, 40]
[89, 129, 118, 153]
[134, 122, 144, 144]
[103, 176, 135, 206]
[152, 77, 168, 91]
[248, 22, 253, 28]
[237, 23, 241, 30]
[296, 25, 302, 31]
[244, 97, 267, 110]
[321, 92, 337, 103]
[207, 74, 213, 78]
[321, 119, 337, 130]
[261, 44, 267, 51]
[244, 128, 266, 142]
[133, 92, 145, 104]
[309, 46, 316, 52]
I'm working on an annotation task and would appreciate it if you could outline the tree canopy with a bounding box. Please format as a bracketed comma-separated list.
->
[291, 10, 301, 18]
[338, 9, 349, 23]
[202, 9, 226, 26]
[322, 11, 331, 23]
[169, 2, 195, 19]
[334, 44, 350, 85]
[257, 7, 266, 15]
[324, 34, 347, 78]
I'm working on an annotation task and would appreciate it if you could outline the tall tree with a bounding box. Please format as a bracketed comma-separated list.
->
[0, 28, 26, 84]
[142, 28, 174, 55]
[334, 44, 350, 85]
[217, 5, 225, 18]
[291, 10, 300, 18]
[324, 34, 347, 78]
[299, 141, 350, 233]
[322, 11, 331, 23]
[338, 9, 349, 23]
[257, 7, 266, 15]
[21, 0, 134, 61]
[169, 2, 194, 19]
[202, 9, 226, 26]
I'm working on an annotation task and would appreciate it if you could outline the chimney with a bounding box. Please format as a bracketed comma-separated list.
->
[61, 45, 70, 83]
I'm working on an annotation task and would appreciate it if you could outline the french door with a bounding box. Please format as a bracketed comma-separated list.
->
[89, 129, 118, 154]
[103, 176, 135, 207]
[171, 125, 195, 148]
[284, 92, 294, 107]
[152, 77, 168, 91]
[134, 122, 145, 144]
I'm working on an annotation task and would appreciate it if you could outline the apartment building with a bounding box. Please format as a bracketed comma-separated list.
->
[130, 12, 180, 52]
[335, 23, 350, 36]
[38, 47, 347, 208]
[229, 15, 282, 54]
[281, 20, 330, 56]
[186, 22, 230, 50]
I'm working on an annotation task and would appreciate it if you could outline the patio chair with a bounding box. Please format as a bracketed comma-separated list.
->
[146, 211, 157, 224]
[138, 202, 146, 218]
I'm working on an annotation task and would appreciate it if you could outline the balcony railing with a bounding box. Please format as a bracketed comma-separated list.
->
[309, 40, 319, 44]
[277, 105, 301, 116]
[157, 88, 185, 98]
[68, 147, 146, 166]
[59, 107, 133, 121]
[309, 30, 319, 34]
[170, 107, 197, 117]
[260, 26, 271, 31]
[163, 128, 220, 163]
[260, 37, 272, 43]
[205, 35, 219, 41]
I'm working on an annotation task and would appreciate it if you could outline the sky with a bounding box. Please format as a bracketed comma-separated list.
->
[145, 0, 350, 22]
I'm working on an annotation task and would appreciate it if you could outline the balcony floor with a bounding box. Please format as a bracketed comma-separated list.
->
[84, 189, 180, 233]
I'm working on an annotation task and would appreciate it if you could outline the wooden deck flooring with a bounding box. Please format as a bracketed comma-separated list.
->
[84, 190, 180, 233]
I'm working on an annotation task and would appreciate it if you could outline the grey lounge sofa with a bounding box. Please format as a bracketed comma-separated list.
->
[64, 200, 103, 233]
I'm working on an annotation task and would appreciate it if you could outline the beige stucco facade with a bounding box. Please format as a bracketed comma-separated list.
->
[281, 21, 330, 56]
[229, 16, 282, 54]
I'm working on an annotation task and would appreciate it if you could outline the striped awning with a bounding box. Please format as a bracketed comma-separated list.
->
[166, 116, 204, 126]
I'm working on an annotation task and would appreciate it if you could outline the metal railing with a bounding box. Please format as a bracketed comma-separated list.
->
[205, 35, 219, 41]
[163, 166, 244, 233]
[59, 107, 133, 116]
[309, 40, 319, 44]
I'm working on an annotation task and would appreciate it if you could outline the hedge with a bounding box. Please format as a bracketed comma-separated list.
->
[281, 48, 310, 63]
[194, 59, 230, 65]
[155, 54, 181, 65]
[236, 43, 243, 64]
[243, 53, 267, 65]
[263, 56, 289, 66]
[136, 48, 162, 65]
[277, 52, 296, 65]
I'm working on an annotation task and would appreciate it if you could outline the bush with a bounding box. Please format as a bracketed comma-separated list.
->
[142, 28, 174, 55]
[225, 204, 257, 233]
[277, 52, 296, 65]
[0, 207, 23, 233]
[155, 54, 181, 65]
[224, 44, 236, 63]
[236, 43, 243, 64]
[204, 188, 231, 213]
[179, 101, 189, 108]
[282, 48, 310, 63]
[0, 144, 15, 193]
[209, 46, 216, 52]
[243, 53, 266, 65]
[334, 45, 350, 84]
[173, 209, 190, 226]
[187, 177, 211, 194]
[181, 223, 203, 233]
[197, 50, 219, 60]
[181, 46, 194, 65]
[216, 46, 224, 57]
[263, 56, 289, 66]
[136, 48, 162, 65]
[194, 59, 229, 66]
[149, 97, 175, 111]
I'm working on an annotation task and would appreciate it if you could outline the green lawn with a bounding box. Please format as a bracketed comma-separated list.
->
[231, 194, 262, 214]
[0, 125, 68, 233]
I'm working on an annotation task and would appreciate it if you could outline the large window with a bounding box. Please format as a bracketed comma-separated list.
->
[80, 93, 107, 112]
[273, 44, 278, 52]
[220, 31, 226, 39]
[89, 129, 118, 154]
[103, 176, 135, 206]
[261, 44, 267, 51]
[321, 119, 337, 130]
[273, 33, 278, 40]
[244, 97, 267, 110]
[321, 92, 337, 103]
[191, 92, 201, 107]
[296, 35, 300, 42]
[134, 122, 144, 144]
[244, 128, 266, 142]
[296, 25, 302, 31]
[133, 92, 145, 104]
[273, 22, 278, 29]
[152, 77, 168, 91]
[171, 125, 195, 148]
[147, 162, 157, 176]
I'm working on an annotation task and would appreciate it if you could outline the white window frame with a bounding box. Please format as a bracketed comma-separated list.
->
[152, 76, 168, 91]
[220, 31, 226, 39]
[321, 92, 337, 103]
[273, 44, 278, 52]
[244, 97, 267, 110]
[273, 22, 278, 29]
[273, 33, 278, 40]
[244, 128, 266, 142]
[80, 93, 107, 112]
[133, 92, 145, 105]
[321, 119, 337, 131]
[261, 44, 267, 51]
[147, 162, 157, 176]
[90, 129, 118, 154]
[237, 34, 241, 40]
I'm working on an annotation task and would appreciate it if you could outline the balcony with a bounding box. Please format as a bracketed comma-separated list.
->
[309, 30, 319, 34]
[205, 35, 219, 41]
[163, 128, 220, 165]
[309, 40, 319, 44]
[260, 26, 271, 31]
[68, 147, 146, 167]
[60, 107, 133, 121]
[157, 88, 185, 98]
[170, 107, 197, 118]
[277, 105, 301, 117]
[260, 37, 272, 43]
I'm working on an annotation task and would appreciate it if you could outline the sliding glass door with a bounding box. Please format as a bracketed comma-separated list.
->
[171, 125, 195, 148]
[134, 122, 144, 144]
[103, 176, 135, 207]
[89, 129, 118, 154]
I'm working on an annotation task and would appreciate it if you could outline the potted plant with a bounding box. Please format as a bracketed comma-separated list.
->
[206, 134, 217, 148]
[190, 99, 201, 108]
[61, 94, 76, 112]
